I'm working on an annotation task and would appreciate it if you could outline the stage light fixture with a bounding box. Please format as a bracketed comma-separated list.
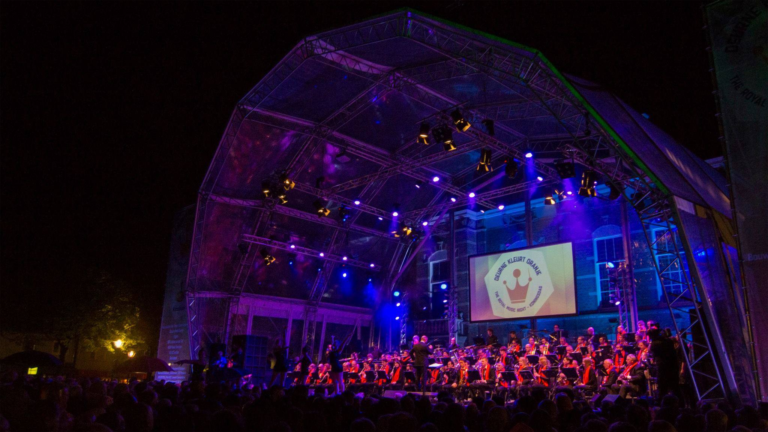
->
[468, 192, 476, 198]
[290, 244, 296, 249]
[342, 256, 348, 261]
[369, 263, 375, 268]
[392, 204, 400, 217]
[277, 193, 288, 205]
[537, 176, 544, 182]
[477, 148, 492, 172]
[353, 199, 361, 205]
[443, 299, 448, 303]
[440, 283, 448, 290]
[443, 140, 457, 152]
[451, 108, 471, 132]
[262, 181, 273, 198]
[260, 249, 276, 265]
[394, 290, 401, 297]
[378, 216, 383, 221]
[544, 191, 556, 206]
[482, 119, 495, 136]
[432, 176, 440, 183]
[450, 197, 457, 202]
[554, 160, 575, 179]
[342, 272, 347, 278]
[396, 302, 401, 307]
[418, 122, 430, 145]
[579, 170, 598, 197]
[422, 221, 428, 226]
[279, 173, 295, 191]
[524, 151, 533, 159]
[498, 204, 505, 210]
[504, 159, 519, 179]
[338, 206, 350, 222]
[313, 199, 331, 217]
[415, 180, 423, 189]
[395, 316, 400, 320]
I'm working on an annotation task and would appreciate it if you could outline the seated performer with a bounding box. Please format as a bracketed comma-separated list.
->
[600, 359, 619, 393]
[574, 357, 598, 394]
[533, 356, 553, 389]
[539, 338, 551, 356]
[611, 354, 646, 398]
[635, 340, 649, 362]
[441, 360, 457, 390]
[524, 343, 538, 356]
[486, 328, 499, 345]
[494, 361, 517, 400]
[507, 330, 520, 349]
[387, 359, 404, 389]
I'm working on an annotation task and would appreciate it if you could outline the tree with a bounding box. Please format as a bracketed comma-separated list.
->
[44, 269, 144, 366]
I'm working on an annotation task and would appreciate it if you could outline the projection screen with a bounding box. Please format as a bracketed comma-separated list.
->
[469, 242, 577, 322]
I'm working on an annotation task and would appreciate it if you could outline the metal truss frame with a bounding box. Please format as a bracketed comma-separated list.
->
[185, 10, 734, 401]
[240, 234, 382, 271]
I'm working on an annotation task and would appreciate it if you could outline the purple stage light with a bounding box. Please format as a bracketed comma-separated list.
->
[378, 217, 383, 220]
[369, 263, 375, 268]
[468, 192, 476, 198]
[537, 176, 543, 182]
[498, 204, 505, 210]
[392, 211, 399, 217]
[525, 152, 533, 158]
[422, 221, 428, 226]
[432, 176, 440, 182]
[319, 252, 325, 257]
[342, 256, 348, 261]
[354, 200, 360, 205]
[290, 244, 296, 249]
[450, 197, 457, 202]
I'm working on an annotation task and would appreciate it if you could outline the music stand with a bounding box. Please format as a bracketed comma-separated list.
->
[625, 333, 636, 343]
[473, 336, 486, 346]
[404, 371, 416, 384]
[344, 372, 360, 382]
[570, 352, 583, 364]
[556, 345, 567, 356]
[545, 354, 559, 365]
[543, 368, 559, 379]
[526, 355, 540, 365]
[376, 371, 388, 381]
[465, 356, 477, 366]
[441, 358, 451, 366]
[467, 370, 481, 383]
[622, 344, 637, 355]
[562, 368, 579, 380]
[519, 369, 534, 381]
[365, 371, 375, 382]
[579, 347, 589, 356]
[500, 371, 517, 382]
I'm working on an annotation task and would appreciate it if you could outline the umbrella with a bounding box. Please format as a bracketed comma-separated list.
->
[175, 359, 205, 366]
[0, 350, 62, 368]
[116, 356, 174, 373]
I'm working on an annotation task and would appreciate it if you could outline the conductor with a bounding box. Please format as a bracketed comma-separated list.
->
[409, 335, 432, 391]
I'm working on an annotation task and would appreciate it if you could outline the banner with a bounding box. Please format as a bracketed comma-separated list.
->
[706, 0, 767, 400]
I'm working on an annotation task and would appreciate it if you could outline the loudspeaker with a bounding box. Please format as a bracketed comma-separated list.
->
[207, 343, 227, 367]
[383, 390, 408, 399]
[602, 394, 624, 405]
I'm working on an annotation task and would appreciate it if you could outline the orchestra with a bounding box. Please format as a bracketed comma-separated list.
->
[284, 323, 666, 402]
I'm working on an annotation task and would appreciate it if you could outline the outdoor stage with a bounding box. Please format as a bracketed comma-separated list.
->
[156, 9, 761, 405]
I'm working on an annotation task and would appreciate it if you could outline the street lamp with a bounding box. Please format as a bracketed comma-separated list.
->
[127, 350, 135, 358]
[113, 339, 124, 349]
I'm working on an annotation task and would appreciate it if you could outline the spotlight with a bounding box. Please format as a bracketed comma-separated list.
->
[353, 199, 361, 205]
[477, 148, 492, 172]
[443, 140, 457, 152]
[536, 176, 543, 182]
[378, 217, 383, 221]
[369, 278, 372, 282]
[422, 221, 428, 226]
[451, 108, 471, 132]
[481, 119, 495, 136]
[524, 151, 533, 159]
[544, 191, 556, 206]
[392, 211, 399, 217]
[319, 252, 325, 257]
[615, 300, 621, 306]
[418, 122, 430, 144]
[432, 176, 440, 183]
[567, 191, 573, 195]
[260, 249, 276, 265]
[396, 302, 401, 307]
[262, 181, 273, 198]
[579, 170, 598, 197]
[468, 192, 476, 198]
[443, 299, 448, 303]
[440, 283, 448, 290]
[342, 272, 347, 278]
[392, 204, 400, 217]
[505, 159, 519, 179]
[498, 204, 505, 210]
[554, 160, 575, 179]
[369, 263, 375, 268]
[290, 244, 296, 249]
[415, 181, 423, 189]
[450, 197, 457, 202]
[554, 188, 567, 202]
[433, 126, 455, 151]
[395, 316, 400, 320]
[394, 290, 400, 297]
[279, 172, 295, 191]
[277, 193, 288, 205]
[313, 199, 331, 217]
[342, 256, 348, 261]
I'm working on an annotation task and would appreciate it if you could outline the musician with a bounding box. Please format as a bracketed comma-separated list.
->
[613, 335, 628, 368]
[574, 357, 597, 393]
[441, 360, 457, 389]
[455, 359, 470, 388]
[507, 330, 520, 348]
[348, 359, 360, 384]
[306, 364, 318, 386]
[527, 336, 537, 349]
[585, 327, 597, 348]
[516, 357, 533, 390]
[551, 324, 568, 342]
[509, 339, 522, 354]
[497, 346, 513, 369]
[410, 335, 432, 391]
[533, 356, 553, 388]
[636, 340, 649, 362]
[476, 357, 494, 383]
[524, 344, 538, 356]
[611, 354, 646, 398]
[486, 328, 499, 345]
[538, 338, 551, 356]
[298, 346, 312, 385]
[637, 321, 648, 342]
[494, 361, 516, 400]
[600, 359, 618, 393]
[448, 337, 460, 351]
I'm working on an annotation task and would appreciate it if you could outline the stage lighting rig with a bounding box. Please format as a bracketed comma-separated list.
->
[277, 193, 288, 205]
[313, 199, 331, 217]
[477, 149, 492, 172]
[418, 122, 430, 145]
[262, 181, 274, 198]
[338, 206, 350, 222]
[260, 249, 276, 266]
[544, 191, 556, 206]
[433, 126, 455, 151]
[450, 108, 471, 132]
[504, 159, 518, 179]
[554, 160, 575, 179]
[607, 182, 622, 200]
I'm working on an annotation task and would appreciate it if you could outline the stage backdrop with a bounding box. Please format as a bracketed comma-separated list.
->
[469, 242, 576, 322]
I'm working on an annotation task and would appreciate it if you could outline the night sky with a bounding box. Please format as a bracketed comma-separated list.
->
[0, 1, 718, 348]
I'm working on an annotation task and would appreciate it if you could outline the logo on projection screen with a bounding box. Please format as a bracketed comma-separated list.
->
[483, 250, 554, 318]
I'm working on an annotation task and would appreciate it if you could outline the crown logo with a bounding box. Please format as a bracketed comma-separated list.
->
[503, 268, 532, 304]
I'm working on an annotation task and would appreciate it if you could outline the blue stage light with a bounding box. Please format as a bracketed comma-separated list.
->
[525, 152, 533, 158]
[393, 291, 400, 297]
[468, 192, 476, 198]
[342, 272, 347, 278]
[395, 316, 400, 320]
[396, 302, 401, 307]
[432, 176, 440, 182]
[440, 283, 448, 290]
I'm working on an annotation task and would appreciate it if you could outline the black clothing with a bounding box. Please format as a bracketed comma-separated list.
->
[409, 343, 431, 367]
[651, 336, 681, 398]
[486, 334, 499, 345]
[329, 350, 343, 373]
[300, 354, 312, 374]
[273, 347, 288, 372]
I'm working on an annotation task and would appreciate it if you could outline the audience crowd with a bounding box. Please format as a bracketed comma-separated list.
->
[0, 372, 766, 432]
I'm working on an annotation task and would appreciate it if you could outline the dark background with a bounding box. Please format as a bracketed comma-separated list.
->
[0, 1, 719, 350]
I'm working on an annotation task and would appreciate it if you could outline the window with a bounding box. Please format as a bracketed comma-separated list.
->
[653, 229, 687, 299]
[594, 235, 625, 305]
[427, 252, 450, 320]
